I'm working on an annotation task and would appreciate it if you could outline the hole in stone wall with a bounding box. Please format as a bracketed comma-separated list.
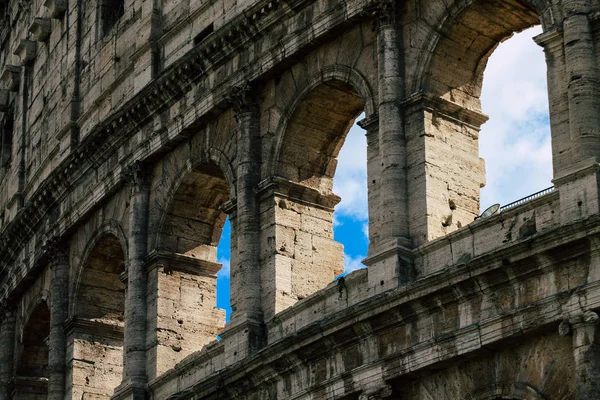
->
[332, 113, 369, 278]
[72, 234, 125, 398]
[17, 302, 50, 379]
[276, 80, 367, 308]
[479, 27, 552, 213]
[158, 162, 229, 346]
[216, 218, 231, 322]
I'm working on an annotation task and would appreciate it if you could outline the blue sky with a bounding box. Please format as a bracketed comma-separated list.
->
[216, 27, 552, 320]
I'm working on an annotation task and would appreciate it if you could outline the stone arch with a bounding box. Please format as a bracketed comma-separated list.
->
[418, 0, 546, 110]
[153, 146, 236, 256]
[271, 64, 375, 189]
[464, 382, 546, 400]
[74, 233, 126, 321]
[68, 227, 127, 400]
[259, 66, 374, 318]
[71, 220, 128, 316]
[146, 149, 229, 377]
[155, 151, 234, 258]
[16, 300, 50, 378]
[401, 0, 556, 244]
[412, 0, 555, 97]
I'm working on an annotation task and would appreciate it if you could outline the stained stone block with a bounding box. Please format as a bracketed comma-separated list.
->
[29, 19, 52, 42]
[0, 89, 9, 112]
[1, 65, 20, 92]
[14, 40, 37, 66]
[44, 0, 67, 19]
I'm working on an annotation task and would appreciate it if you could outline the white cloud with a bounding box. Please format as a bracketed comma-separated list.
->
[217, 257, 230, 278]
[480, 26, 553, 210]
[344, 253, 366, 274]
[333, 118, 369, 222]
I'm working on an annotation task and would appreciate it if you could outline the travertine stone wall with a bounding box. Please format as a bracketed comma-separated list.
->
[258, 178, 344, 320]
[145, 254, 225, 380]
[66, 320, 124, 400]
[394, 332, 575, 399]
[1, 0, 600, 398]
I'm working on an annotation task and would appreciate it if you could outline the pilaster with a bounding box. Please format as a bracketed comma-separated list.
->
[0, 306, 16, 400]
[561, 0, 600, 166]
[219, 85, 266, 365]
[117, 161, 151, 399]
[362, 0, 414, 292]
[45, 240, 70, 400]
[559, 310, 600, 399]
[358, 114, 381, 253]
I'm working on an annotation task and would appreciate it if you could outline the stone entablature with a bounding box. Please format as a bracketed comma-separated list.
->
[150, 215, 600, 399]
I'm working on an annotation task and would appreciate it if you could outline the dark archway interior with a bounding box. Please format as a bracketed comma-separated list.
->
[17, 302, 50, 378]
[277, 80, 364, 193]
[76, 234, 125, 322]
[160, 163, 229, 258]
[426, 0, 539, 111]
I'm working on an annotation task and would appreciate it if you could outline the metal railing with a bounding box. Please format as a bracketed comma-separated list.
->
[499, 186, 555, 212]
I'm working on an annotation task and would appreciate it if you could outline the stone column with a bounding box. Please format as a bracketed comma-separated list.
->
[46, 241, 70, 400]
[219, 85, 265, 364]
[358, 114, 381, 254]
[374, 0, 408, 242]
[121, 162, 151, 396]
[0, 306, 16, 400]
[559, 310, 600, 399]
[561, 0, 600, 166]
[363, 0, 413, 292]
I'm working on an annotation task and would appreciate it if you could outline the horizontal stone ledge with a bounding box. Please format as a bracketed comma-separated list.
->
[401, 91, 489, 128]
[145, 250, 223, 276]
[256, 176, 341, 210]
[28, 18, 51, 42]
[64, 316, 124, 340]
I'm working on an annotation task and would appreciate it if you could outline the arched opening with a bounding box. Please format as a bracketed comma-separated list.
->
[69, 234, 125, 399]
[149, 162, 227, 377]
[479, 27, 552, 210]
[267, 79, 366, 316]
[14, 302, 50, 398]
[277, 81, 365, 192]
[414, 0, 549, 243]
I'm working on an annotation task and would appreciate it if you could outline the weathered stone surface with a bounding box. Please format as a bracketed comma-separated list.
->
[0, 0, 599, 399]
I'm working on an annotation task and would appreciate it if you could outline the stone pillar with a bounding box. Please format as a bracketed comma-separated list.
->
[403, 94, 487, 245]
[559, 310, 600, 399]
[363, 0, 413, 293]
[120, 162, 151, 397]
[65, 317, 124, 400]
[561, 0, 600, 166]
[534, 29, 571, 178]
[46, 242, 70, 400]
[546, 1, 600, 224]
[0, 307, 16, 400]
[257, 177, 343, 321]
[374, 0, 408, 243]
[219, 86, 265, 365]
[358, 114, 381, 253]
[145, 251, 225, 380]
